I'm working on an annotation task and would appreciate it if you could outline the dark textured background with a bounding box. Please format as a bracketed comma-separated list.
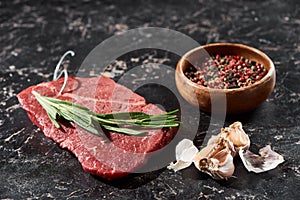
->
[1, 0, 299, 199]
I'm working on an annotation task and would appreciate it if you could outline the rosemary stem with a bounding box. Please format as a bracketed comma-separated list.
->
[32, 91, 180, 136]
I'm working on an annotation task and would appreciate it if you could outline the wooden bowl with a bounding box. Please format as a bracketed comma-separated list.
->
[175, 43, 276, 114]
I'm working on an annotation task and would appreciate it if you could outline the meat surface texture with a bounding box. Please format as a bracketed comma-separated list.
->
[17, 76, 177, 180]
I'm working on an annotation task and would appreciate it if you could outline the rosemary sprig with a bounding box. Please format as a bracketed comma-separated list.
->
[32, 91, 180, 136]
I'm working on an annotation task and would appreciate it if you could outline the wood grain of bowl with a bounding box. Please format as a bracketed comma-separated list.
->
[175, 43, 276, 114]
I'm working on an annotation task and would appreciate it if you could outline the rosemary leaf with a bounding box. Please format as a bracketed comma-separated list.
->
[101, 124, 147, 135]
[32, 91, 180, 136]
[47, 112, 60, 128]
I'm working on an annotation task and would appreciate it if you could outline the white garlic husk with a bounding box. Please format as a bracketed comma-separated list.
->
[239, 145, 285, 173]
[167, 139, 198, 172]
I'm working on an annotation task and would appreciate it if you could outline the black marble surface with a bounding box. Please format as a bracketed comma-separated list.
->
[1, 0, 300, 199]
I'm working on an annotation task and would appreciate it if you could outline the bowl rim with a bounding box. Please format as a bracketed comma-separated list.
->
[177, 42, 275, 92]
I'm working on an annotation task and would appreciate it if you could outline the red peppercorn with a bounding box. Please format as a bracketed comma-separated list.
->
[229, 60, 236, 67]
[184, 55, 267, 89]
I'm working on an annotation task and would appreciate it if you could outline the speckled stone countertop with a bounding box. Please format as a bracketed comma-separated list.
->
[1, 0, 299, 199]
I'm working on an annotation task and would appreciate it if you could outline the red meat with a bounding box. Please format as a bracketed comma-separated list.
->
[17, 76, 177, 180]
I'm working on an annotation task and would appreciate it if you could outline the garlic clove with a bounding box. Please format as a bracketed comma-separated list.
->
[215, 152, 235, 179]
[193, 144, 215, 162]
[220, 121, 250, 151]
[239, 145, 284, 173]
[194, 149, 235, 180]
[193, 146, 235, 179]
[167, 139, 199, 172]
[216, 137, 236, 157]
[212, 148, 232, 166]
[197, 158, 218, 178]
[193, 136, 235, 162]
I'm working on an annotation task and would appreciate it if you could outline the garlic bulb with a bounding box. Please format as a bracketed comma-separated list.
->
[168, 122, 284, 180]
[193, 147, 235, 179]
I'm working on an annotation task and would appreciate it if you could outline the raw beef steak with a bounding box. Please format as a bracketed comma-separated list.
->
[17, 76, 177, 180]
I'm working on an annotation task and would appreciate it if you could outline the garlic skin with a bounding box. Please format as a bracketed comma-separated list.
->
[167, 139, 198, 172]
[239, 145, 285, 173]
